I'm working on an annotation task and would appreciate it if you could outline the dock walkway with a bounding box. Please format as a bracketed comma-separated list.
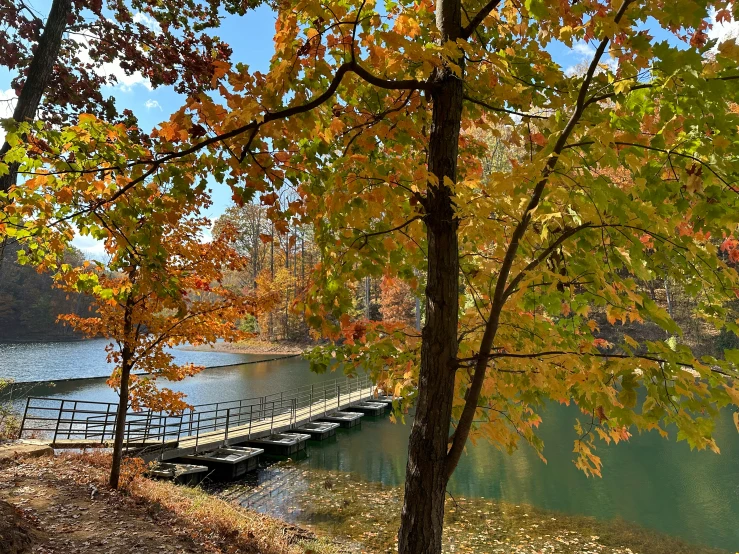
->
[19, 375, 377, 460]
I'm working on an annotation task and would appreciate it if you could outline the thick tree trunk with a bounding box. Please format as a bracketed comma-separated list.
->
[397, 0, 463, 548]
[0, 0, 71, 194]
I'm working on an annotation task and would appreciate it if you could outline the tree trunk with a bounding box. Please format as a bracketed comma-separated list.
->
[0, 0, 72, 194]
[397, 0, 463, 548]
[269, 222, 274, 340]
[109, 356, 132, 489]
[110, 293, 135, 489]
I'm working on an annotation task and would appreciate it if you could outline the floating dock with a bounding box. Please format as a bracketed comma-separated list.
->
[318, 410, 364, 428]
[372, 395, 399, 406]
[147, 462, 208, 486]
[175, 446, 264, 481]
[247, 432, 311, 456]
[296, 421, 340, 440]
[344, 401, 387, 417]
[18, 375, 377, 461]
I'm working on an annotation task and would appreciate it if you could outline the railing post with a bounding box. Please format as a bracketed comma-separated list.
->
[52, 400, 65, 445]
[195, 412, 201, 451]
[19, 397, 31, 438]
[248, 404, 253, 439]
[337, 384, 341, 411]
[309, 385, 313, 421]
[225, 408, 230, 445]
[68, 400, 78, 440]
[144, 410, 153, 442]
[270, 401, 275, 433]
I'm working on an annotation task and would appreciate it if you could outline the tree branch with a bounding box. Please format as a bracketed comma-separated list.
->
[502, 223, 595, 299]
[444, 0, 634, 480]
[463, 94, 548, 120]
[27, 61, 432, 232]
[460, 0, 502, 39]
[348, 215, 423, 250]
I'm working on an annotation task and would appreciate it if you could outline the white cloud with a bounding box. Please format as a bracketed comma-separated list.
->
[145, 99, 161, 110]
[132, 12, 160, 32]
[99, 61, 152, 93]
[572, 41, 596, 58]
[564, 40, 617, 76]
[72, 231, 108, 260]
[72, 27, 153, 93]
[708, 5, 739, 46]
[0, 88, 17, 144]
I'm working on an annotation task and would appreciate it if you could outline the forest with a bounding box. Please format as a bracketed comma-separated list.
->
[0, 241, 93, 340]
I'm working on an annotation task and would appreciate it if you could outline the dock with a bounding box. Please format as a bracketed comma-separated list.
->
[18, 375, 384, 461]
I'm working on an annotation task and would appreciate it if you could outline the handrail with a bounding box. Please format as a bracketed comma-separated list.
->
[19, 374, 377, 451]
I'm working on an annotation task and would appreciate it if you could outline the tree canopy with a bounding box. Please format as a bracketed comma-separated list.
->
[2, 0, 739, 550]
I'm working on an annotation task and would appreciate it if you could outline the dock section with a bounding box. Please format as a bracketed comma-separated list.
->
[18, 375, 378, 461]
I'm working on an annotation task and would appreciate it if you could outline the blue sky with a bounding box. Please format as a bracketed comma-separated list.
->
[1, 2, 736, 257]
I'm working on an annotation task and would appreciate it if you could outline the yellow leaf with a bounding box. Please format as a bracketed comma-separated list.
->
[559, 26, 573, 44]
[734, 412, 739, 433]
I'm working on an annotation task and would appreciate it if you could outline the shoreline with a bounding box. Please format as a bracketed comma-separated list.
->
[182, 340, 311, 356]
[1, 451, 726, 554]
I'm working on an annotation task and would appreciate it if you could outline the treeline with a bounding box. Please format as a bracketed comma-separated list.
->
[0, 242, 93, 341]
[215, 204, 421, 342]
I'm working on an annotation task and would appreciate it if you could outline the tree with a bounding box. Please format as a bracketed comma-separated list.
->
[215, 204, 319, 340]
[4, 0, 739, 552]
[379, 275, 416, 325]
[4, 115, 274, 488]
[56, 186, 264, 488]
[0, 0, 265, 194]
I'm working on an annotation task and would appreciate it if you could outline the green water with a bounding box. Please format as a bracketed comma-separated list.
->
[2, 341, 738, 550]
[291, 408, 739, 551]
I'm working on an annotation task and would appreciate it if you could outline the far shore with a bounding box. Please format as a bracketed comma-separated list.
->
[182, 340, 311, 356]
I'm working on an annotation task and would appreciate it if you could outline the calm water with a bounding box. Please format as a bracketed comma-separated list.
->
[0, 338, 260, 382]
[1, 340, 737, 551]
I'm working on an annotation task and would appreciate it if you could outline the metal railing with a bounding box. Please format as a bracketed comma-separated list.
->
[19, 374, 375, 452]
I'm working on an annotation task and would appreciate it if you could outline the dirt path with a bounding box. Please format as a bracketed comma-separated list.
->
[0, 458, 206, 554]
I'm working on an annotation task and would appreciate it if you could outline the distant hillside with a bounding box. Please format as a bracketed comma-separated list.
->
[0, 242, 93, 342]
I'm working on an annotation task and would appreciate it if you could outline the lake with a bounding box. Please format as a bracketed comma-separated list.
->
[1, 339, 737, 551]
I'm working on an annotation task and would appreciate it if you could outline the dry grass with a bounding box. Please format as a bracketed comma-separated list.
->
[62, 451, 339, 554]
[0, 380, 20, 440]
